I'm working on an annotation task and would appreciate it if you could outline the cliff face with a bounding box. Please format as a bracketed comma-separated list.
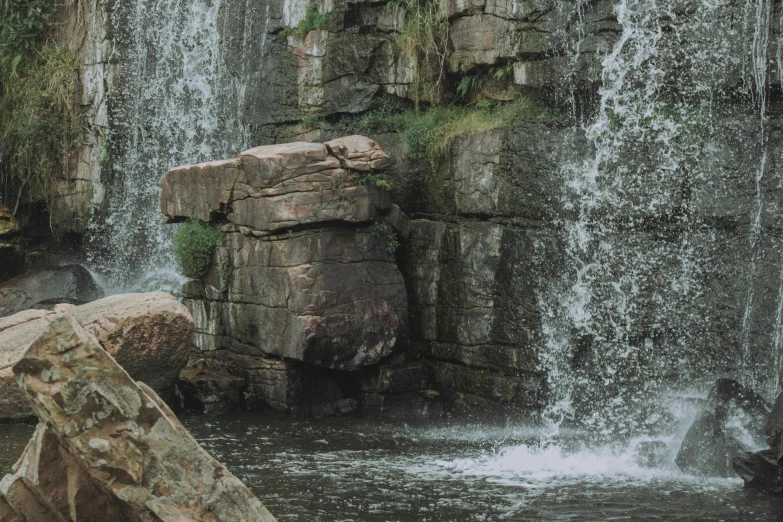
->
[56, 0, 783, 420]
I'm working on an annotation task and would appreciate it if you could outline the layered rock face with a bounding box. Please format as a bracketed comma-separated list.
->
[52, 0, 783, 420]
[161, 136, 412, 415]
[1, 315, 276, 521]
[0, 292, 193, 422]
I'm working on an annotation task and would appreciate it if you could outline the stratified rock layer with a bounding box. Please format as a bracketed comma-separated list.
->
[160, 137, 392, 232]
[161, 136, 409, 414]
[0, 292, 193, 422]
[4, 315, 276, 521]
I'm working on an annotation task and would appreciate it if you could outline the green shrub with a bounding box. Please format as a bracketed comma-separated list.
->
[0, 0, 59, 73]
[386, 231, 400, 254]
[173, 219, 225, 279]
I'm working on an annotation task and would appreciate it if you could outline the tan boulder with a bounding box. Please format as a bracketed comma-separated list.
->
[0, 292, 193, 422]
[11, 315, 276, 521]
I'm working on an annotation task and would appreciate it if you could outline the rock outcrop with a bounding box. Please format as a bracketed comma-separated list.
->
[1, 314, 276, 521]
[41, 0, 783, 423]
[161, 136, 413, 415]
[0, 292, 193, 422]
[0, 265, 103, 318]
[676, 379, 770, 477]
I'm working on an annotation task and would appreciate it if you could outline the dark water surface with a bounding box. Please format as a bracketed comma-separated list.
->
[2, 416, 782, 521]
[182, 416, 782, 522]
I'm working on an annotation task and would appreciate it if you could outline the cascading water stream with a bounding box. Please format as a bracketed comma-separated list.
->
[534, 0, 782, 453]
[86, 0, 249, 294]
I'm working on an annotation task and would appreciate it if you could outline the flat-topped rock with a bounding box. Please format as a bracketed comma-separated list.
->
[160, 136, 392, 233]
[5, 315, 276, 521]
[0, 292, 193, 421]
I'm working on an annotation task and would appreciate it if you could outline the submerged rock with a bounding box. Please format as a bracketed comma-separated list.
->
[732, 449, 782, 493]
[0, 292, 193, 422]
[731, 389, 783, 493]
[2, 314, 276, 521]
[676, 379, 770, 477]
[0, 265, 103, 318]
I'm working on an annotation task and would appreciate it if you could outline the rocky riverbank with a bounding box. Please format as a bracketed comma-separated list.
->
[0, 312, 276, 521]
[0, 292, 193, 422]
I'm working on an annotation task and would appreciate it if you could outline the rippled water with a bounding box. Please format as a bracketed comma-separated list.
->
[2, 416, 780, 520]
[183, 416, 781, 521]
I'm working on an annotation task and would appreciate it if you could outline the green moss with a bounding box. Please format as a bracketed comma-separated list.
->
[0, 1, 80, 214]
[173, 219, 225, 280]
[351, 172, 392, 191]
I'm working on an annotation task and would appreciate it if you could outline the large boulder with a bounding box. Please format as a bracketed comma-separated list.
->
[2, 314, 276, 521]
[161, 136, 409, 414]
[0, 265, 103, 318]
[676, 379, 770, 477]
[0, 205, 24, 285]
[0, 292, 193, 422]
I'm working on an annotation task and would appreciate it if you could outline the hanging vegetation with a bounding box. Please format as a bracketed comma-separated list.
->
[0, 0, 81, 215]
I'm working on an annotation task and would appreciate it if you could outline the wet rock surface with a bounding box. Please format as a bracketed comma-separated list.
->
[677, 379, 770, 477]
[0, 292, 193, 422]
[0, 265, 103, 318]
[1, 314, 276, 521]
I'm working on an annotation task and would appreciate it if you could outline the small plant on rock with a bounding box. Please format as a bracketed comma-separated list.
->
[386, 231, 400, 254]
[219, 262, 233, 286]
[173, 219, 225, 279]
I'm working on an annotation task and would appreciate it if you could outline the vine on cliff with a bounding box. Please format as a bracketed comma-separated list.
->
[388, 0, 449, 106]
[0, 0, 80, 219]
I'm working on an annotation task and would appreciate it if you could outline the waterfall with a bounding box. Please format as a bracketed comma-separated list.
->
[538, 0, 782, 439]
[86, 0, 247, 293]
